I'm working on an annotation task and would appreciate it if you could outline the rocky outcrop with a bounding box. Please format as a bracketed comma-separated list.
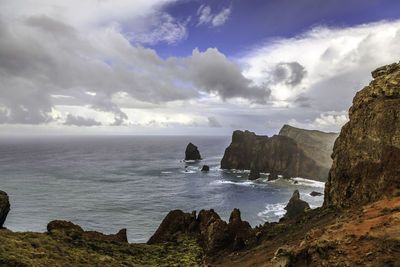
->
[310, 191, 323, 197]
[148, 208, 253, 255]
[324, 62, 400, 208]
[201, 165, 210, 172]
[47, 220, 128, 243]
[221, 130, 329, 181]
[0, 190, 10, 228]
[284, 190, 310, 218]
[249, 168, 260, 180]
[185, 143, 201, 160]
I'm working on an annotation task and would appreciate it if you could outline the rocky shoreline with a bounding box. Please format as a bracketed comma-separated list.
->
[1, 62, 400, 266]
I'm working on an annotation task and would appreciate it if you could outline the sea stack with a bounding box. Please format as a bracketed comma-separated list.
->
[0, 190, 10, 228]
[284, 190, 310, 218]
[185, 143, 202, 160]
[324, 62, 400, 208]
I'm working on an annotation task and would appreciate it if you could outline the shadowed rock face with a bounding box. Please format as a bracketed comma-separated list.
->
[185, 143, 202, 160]
[0, 190, 10, 228]
[324, 62, 400, 208]
[148, 208, 253, 255]
[221, 130, 329, 181]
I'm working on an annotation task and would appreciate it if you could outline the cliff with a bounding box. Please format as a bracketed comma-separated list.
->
[220, 128, 335, 181]
[324, 62, 400, 207]
[279, 125, 338, 171]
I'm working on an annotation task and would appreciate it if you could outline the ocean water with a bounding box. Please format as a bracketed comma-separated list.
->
[0, 136, 324, 243]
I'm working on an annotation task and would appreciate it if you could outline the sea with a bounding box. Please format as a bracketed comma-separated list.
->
[0, 136, 324, 243]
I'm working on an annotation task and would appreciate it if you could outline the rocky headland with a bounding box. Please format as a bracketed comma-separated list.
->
[0, 62, 399, 266]
[220, 125, 337, 181]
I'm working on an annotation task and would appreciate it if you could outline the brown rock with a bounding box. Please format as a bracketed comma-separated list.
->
[201, 165, 210, 172]
[221, 130, 329, 181]
[0, 190, 10, 228]
[284, 190, 310, 218]
[324, 62, 400, 208]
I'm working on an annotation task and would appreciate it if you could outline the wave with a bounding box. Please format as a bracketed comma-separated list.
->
[161, 171, 172, 174]
[291, 177, 325, 188]
[257, 203, 287, 220]
[210, 180, 255, 187]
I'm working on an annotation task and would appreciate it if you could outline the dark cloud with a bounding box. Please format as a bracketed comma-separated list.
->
[181, 48, 270, 102]
[64, 114, 101, 126]
[208, 116, 222, 128]
[271, 62, 306, 86]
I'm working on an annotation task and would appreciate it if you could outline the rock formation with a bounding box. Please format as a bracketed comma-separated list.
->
[185, 143, 202, 160]
[0, 190, 10, 228]
[284, 190, 310, 218]
[201, 165, 210, 172]
[221, 130, 330, 181]
[310, 191, 323, 197]
[47, 220, 128, 243]
[148, 208, 253, 255]
[324, 62, 400, 208]
[249, 168, 260, 180]
[279, 125, 338, 175]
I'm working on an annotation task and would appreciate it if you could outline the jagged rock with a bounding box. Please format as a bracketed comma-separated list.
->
[0, 190, 10, 228]
[221, 130, 329, 181]
[310, 191, 323, 197]
[324, 62, 400, 208]
[148, 208, 253, 255]
[185, 143, 201, 160]
[249, 168, 260, 180]
[47, 220, 128, 243]
[201, 165, 210, 172]
[284, 190, 310, 218]
[268, 171, 278, 181]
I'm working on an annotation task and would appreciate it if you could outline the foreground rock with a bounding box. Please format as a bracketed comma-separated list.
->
[47, 220, 128, 243]
[221, 130, 329, 181]
[324, 62, 400, 208]
[148, 208, 253, 255]
[185, 143, 202, 160]
[0, 190, 10, 228]
[284, 190, 310, 218]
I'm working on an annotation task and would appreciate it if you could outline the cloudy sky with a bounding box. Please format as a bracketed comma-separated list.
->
[1, 0, 400, 136]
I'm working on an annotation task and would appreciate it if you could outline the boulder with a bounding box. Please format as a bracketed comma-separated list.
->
[324, 62, 400, 208]
[310, 191, 323, 197]
[284, 190, 310, 218]
[0, 190, 10, 228]
[221, 130, 330, 181]
[201, 165, 210, 172]
[185, 143, 201, 160]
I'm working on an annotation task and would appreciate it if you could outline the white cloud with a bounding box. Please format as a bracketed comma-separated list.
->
[243, 21, 400, 107]
[197, 5, 231, 27]
[288, 111, 349, 131]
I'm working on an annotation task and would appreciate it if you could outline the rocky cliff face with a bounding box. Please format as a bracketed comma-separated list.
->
[279, 125, 338, 171]
[220, 130, 330, 181]
[324, 62, 400, 208]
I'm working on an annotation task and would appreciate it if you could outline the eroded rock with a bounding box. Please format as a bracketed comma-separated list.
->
[324, 62, 400, 208]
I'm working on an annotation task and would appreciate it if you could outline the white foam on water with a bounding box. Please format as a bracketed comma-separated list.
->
[181, 170, 196, 174]
[210, 180, 254, 187]
[161, 171, 172, 174]
[257, 203, 287, 220]
[291, 177, 325, 188]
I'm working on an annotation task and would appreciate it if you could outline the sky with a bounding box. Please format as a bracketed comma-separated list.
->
[1, 0, 400, 136]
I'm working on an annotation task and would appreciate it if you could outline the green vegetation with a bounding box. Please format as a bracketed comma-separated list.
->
[0, 229, 203, 266]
